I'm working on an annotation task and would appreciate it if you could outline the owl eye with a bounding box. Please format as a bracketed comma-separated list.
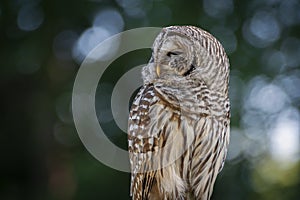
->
[166, 51, 179, 57]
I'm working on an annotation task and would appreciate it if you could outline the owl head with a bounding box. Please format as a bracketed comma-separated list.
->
[142, 25, 230, 96]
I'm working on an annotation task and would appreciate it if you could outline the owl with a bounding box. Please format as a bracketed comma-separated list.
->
[128, 26, 230, 200]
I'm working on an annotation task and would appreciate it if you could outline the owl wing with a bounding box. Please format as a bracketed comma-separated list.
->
[128, 83, 184, 199]
[128, 84, 156, 200]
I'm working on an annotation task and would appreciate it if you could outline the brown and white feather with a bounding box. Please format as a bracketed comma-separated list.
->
[128, 26, 230, 200]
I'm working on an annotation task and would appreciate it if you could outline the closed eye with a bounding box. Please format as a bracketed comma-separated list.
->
[166, 51, 181, 57]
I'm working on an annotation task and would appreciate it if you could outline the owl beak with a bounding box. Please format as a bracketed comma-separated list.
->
[156, 65, 161, 77]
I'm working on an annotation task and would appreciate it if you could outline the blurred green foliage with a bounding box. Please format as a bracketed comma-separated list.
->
[1, 0, 300, 199]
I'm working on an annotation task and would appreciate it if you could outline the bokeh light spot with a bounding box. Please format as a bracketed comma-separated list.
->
[243, 10, 281, 48]
[203, 0, 234, 19]
[93, 8, 124, 34]
[270, 107, 300, 163]
[17, 4, 44, 31]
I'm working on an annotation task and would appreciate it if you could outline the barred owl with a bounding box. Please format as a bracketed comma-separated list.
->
[128, 26, 230, 200]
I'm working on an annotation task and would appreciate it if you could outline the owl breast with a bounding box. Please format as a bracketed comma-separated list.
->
[128, 78, 230, 199]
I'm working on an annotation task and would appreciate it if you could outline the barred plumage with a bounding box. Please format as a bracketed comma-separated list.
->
[128, 26, 230, 200]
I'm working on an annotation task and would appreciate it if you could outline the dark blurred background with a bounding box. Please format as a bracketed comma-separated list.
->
[1, 0, 300, 199]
